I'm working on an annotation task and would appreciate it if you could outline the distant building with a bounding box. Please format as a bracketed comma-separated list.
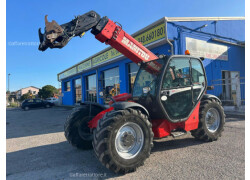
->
[16, 86, 40, 99]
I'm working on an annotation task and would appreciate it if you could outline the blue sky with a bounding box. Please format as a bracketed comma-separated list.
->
[6, 0, 245, 91]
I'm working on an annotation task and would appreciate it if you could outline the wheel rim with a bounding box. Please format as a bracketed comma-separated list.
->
[25, 107, 29, 110]
[205, 108, 220, 133]
[46, 104, 50, 108]
[115, 122, 144, 159]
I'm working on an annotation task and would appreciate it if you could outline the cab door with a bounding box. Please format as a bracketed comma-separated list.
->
[160, 57, 193, 121]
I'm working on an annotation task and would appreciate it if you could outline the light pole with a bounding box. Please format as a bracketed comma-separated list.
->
[8, 73, 11, 92]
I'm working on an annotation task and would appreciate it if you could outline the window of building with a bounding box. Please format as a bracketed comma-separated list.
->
[74, 78, 82, 103]
[128, 63, 139, 93]
[64, 81, 71, 91]
[102, 67, 120, 104]
[86, 74, 97, 102]
[33, 91, 36, 94]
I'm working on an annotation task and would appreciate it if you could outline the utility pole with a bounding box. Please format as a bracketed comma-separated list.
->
[8, 73, 11, 92]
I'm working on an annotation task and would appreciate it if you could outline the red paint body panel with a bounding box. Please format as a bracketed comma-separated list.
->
[152, 102, 200, 138]
[88, 107, 114, 128]
[95, 20, 158, 64]
[108, 93, 132, 105]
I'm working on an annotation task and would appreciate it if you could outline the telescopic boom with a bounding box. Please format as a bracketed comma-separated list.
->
[38, 11, 160, 70]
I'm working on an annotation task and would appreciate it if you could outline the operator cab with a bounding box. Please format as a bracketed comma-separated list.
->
[132, 55, 207, 123]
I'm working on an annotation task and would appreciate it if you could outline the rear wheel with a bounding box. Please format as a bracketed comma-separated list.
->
[191, 99, 225, 141]
[93, 108, 153, 174]
[64, 105, 103, 150]
[45, 104, 50, 108]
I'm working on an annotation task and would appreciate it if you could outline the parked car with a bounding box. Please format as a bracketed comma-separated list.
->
[45, 97, 58, 105]
[21, 99, 54, 110]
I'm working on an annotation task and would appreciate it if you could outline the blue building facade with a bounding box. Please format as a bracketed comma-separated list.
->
[58, 17, 245, 106]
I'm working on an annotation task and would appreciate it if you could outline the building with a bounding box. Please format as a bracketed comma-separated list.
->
[57, 17, 245, 106]
[16, 86, 40, 99]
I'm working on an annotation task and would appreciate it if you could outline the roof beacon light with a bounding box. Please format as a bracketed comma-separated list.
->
[185, 50, 190, 55]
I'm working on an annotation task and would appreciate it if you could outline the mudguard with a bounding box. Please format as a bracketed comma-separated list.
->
[111, 101, 149, 116]
[80, 101, 106, 110]
[201, 94, 222, 104]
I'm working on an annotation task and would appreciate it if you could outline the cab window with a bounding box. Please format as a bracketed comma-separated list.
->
[191, 58, 206, 102]
[162, 58, 191, 89]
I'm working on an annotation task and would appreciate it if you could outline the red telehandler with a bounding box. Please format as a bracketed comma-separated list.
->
[38, 11, 225, 174]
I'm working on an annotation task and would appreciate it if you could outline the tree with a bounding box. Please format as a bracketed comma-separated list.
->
[38, 85, 58, 99]
[20, 92, 35, 101]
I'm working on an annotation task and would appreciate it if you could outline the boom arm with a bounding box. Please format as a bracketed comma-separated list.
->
[38, 11, 160, 69]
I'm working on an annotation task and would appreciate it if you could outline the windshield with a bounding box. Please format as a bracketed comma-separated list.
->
[132, 59, 164, 97]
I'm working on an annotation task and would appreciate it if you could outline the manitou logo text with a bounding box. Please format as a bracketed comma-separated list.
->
[121, 37, 150, 61]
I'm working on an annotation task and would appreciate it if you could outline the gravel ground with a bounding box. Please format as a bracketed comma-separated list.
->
[6, 107, 245, 180]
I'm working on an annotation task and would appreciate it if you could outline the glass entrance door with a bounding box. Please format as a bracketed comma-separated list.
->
[86, 74, 97, 102]
[128, 63, 139, 93]
[102, 67, 120, 104]
[74, 78, 82, 103]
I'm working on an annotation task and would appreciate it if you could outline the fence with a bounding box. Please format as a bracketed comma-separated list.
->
[209, 77, 245, 107]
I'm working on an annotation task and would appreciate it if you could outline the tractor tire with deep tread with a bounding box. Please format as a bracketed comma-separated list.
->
[64, 105, 103, 150]
[191, 99, 225, 141]
[92, 108, 154, 174]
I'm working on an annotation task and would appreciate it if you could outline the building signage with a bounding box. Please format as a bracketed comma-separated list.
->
[58, 67, 77, 80]
[92, 48, 121, 66]
[136, 23, 165, 46]
[186, 37, 228, 60]
[58, 22, 166, 80]
[78, 59, 91, 72]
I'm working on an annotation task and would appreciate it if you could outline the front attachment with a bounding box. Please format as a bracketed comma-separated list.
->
[38, 11, 101, 51]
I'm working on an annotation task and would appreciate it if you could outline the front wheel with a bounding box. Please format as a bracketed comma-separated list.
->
[191, 99, 225, 141]
[93, 108, 154, 174]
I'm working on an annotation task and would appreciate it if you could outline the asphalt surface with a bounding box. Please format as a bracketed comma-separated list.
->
[6, 107, 245, 180]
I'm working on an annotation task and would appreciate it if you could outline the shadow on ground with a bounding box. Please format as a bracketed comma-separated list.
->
[6, 107, 72, 139]
[7, 141, 120, 179]
[152, 137, 206, 153]
[7, 134, 206, 179]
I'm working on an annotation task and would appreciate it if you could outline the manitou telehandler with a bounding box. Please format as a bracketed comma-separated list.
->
[38, 11, 225, 174]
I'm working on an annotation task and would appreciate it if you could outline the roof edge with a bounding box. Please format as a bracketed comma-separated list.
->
[165, 16, 245, 22]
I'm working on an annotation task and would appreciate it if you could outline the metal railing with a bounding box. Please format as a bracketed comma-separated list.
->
[209, 77, 245, 107]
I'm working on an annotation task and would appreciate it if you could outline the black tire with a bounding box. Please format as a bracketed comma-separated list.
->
[191, 99, 225, 141]
[45, 104, 50, 108]
[93, 108, 154, 174]
[64, 105, 103, 150]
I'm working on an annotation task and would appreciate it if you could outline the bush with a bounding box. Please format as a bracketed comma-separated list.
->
[20, 92, 35, 101]
[38, 85, 58, 99]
